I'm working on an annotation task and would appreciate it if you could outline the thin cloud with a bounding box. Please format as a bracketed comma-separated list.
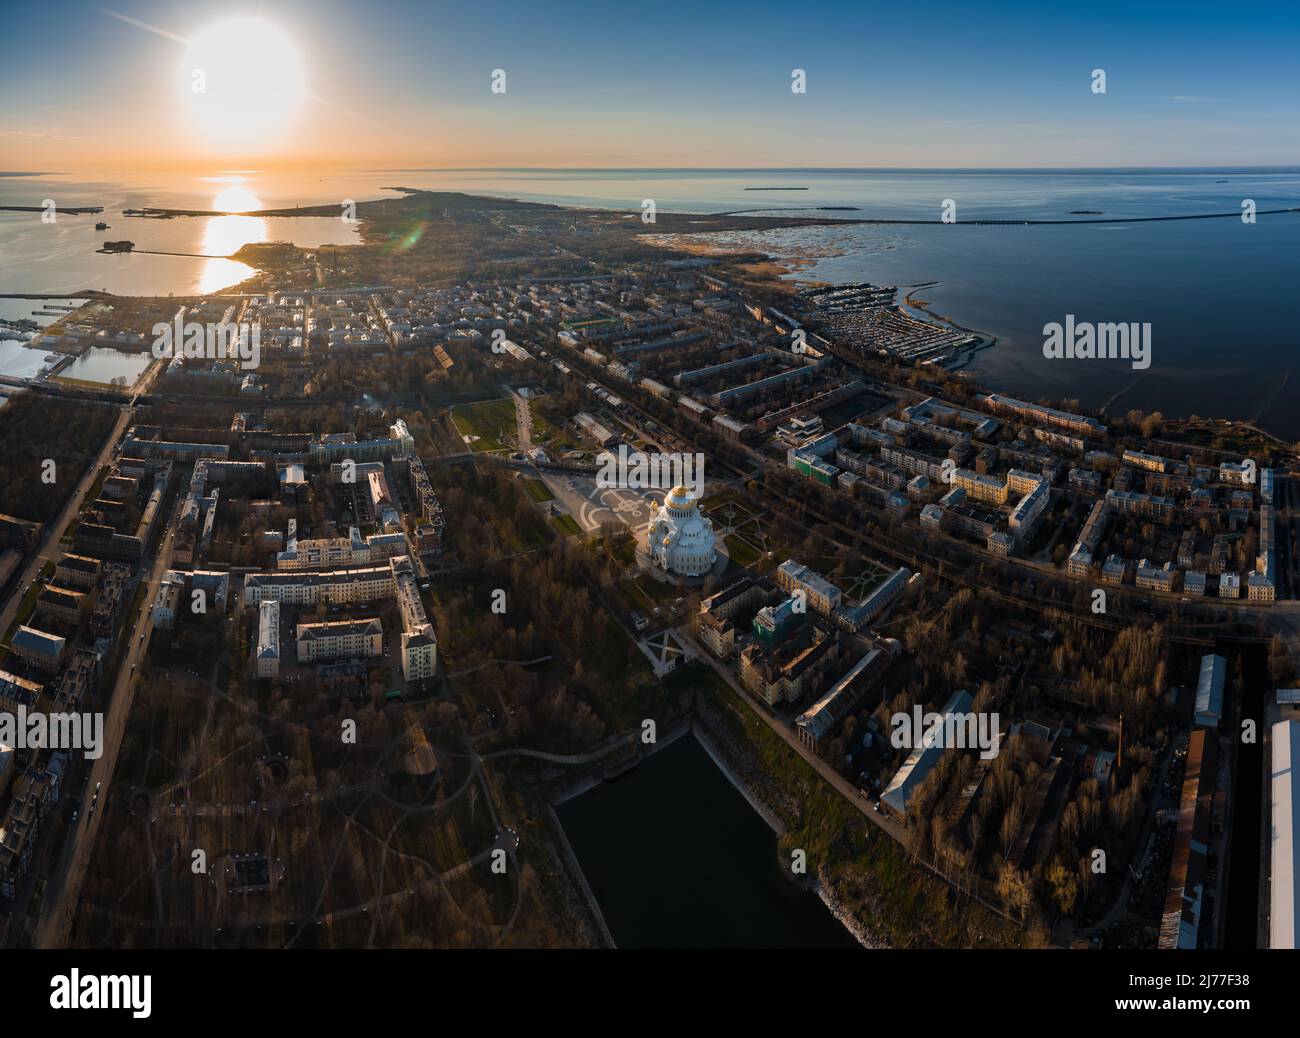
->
[0, 129, 79, 140]
[96, 7, 190, 45]
[1166, 95, 1216, 103]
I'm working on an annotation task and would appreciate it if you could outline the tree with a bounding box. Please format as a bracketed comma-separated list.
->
[996, 863, 1033, 917]
[1046, 859, 1080, 916]
[1140, 412, 1165, 439]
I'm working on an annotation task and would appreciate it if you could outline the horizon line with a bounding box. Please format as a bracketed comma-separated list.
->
[9, 163, 1300, 178]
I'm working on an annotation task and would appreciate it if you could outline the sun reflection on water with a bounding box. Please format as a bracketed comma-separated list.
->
[198, 184, 263, 293]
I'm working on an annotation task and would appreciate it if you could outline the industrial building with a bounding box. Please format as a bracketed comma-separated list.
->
[1271, 719, 1300, 948]
[880, 689, 975, 819]
[1195, 654, 1225, 729]
[1158, 729, 1218, 950]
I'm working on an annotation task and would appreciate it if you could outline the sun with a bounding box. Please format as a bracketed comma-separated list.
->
[181, 17, 305, 148]
[211, 182, 262, 213]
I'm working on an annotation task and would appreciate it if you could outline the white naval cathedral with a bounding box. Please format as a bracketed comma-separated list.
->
[646, 485, 717, 577]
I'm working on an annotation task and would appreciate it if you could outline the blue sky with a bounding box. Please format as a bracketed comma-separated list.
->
[2, 0, 1298, 168]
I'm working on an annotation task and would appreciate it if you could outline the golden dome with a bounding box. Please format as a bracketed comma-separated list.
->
[665, 485, 694, 510]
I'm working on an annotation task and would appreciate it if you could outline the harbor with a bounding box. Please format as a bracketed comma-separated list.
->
[798, 281, 994, 367]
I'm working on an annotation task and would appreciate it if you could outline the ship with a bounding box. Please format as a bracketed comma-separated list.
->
[101, 240, 135, 253]
[95, 221, 109, 230]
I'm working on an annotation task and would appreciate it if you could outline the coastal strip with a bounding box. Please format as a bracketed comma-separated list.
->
[692, 724, 786, 835]
[543, 799, 617, 949]
[0, 205, 103, 214]
[693, 724, 879, 948]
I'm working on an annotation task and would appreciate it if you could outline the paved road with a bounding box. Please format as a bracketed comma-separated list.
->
[33, 494, 182, 948]
[674, 625, 906, 844]
[482, 731, 638, 766]
[508, 387, 533, 452]
[0, 406, 132, 640]
[677, 627, 1031, 929]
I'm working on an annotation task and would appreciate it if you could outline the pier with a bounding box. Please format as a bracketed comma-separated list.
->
[0, 205, 104, 214]
[700, 205, 1300, 226]
[0, 291, 113, 300]
[95, 246, 227, 259]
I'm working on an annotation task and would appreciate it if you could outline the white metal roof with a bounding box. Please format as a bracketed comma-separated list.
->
[1271, 720, 1300, 948]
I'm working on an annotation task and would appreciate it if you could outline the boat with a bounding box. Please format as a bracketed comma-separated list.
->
[101, 240, 135, 253]
[95, 222, 109, 230]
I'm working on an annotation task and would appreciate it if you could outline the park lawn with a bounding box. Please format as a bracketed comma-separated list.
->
[450, 397, 517, 452]
[551, 514, 581, 536]
[521, 477, 555, 502]
[724, 534, 762, 568]
[605, 536, 637, 567]
[526, 408, 556, 442]
[700, 490, 743, 511]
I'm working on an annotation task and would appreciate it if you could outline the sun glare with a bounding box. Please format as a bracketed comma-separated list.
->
[181, 17, 305, 148]
[212, 183, 262, 213]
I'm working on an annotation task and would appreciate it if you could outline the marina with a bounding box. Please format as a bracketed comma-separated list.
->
[798, 281, 992, 366]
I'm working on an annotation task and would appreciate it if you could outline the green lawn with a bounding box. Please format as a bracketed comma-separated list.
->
[526, 408, 556, 443]
[724, 534, 762, 568]
[521, 477, 555, 503]
[1, 560, 55, 650]
[551, 514, 581, 536]
[449, 397, 517, 452]
[696, 674, 1026, 947]
[605, 536, 637, 566]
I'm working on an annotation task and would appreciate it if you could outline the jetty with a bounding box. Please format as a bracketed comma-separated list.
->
[0, 205, 103, 214]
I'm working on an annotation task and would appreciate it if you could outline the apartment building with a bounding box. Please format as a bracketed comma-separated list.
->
[1183, 571, 1207, 597]
[1009, 480, 1049, 538]
[121, 434, 229, 462]
[981, 394, 1106, 438]
[1122, 448, 1169, 473]
[0, 792, 39, 899]
[255, 600, 280, 678]
[53, 553, 101, 591]
[296, 617, 383, 663]
[795, 646, 892, 751]
[1106, 489, 1176, 521]
[696, 611, 737, 658]
[243, 563, 396, 606]
[1220, 460, 1253, 486]
[276, 527, 408, 571]
[0, 668, 43, 715]
[776, 560, 841, 616]
[34, 585, 88, 627]
[152, 571, 185, 630]
[738, 628, 840, 708]
[55, 650, 101, 711]
[307, 419, 414, 466]
[953, 468, 1008, 506]
[10, 625, 65, 673]
[393, 556, 437, 681]
[1135, 559, 1179, 593]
